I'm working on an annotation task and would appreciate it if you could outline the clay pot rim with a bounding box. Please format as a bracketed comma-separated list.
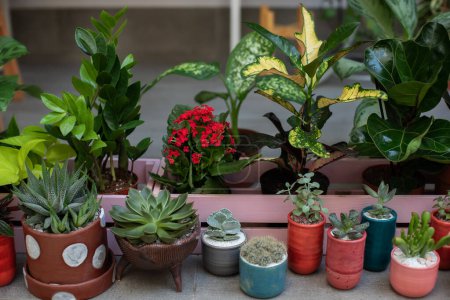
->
[361, 205, 397, 222]
[201, 230, 247, 250]
[390, 247, 440, 270]
[326, 227, 367, 244]
[21, 214, 101, 238]
[240, 253, 287, 270]
[431, 209, 450, 225]
[287, 211, 326, 228]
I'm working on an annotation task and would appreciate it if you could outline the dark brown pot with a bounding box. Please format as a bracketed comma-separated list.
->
[23, 249, 115, 300]
[22, 215, 108, 284]
[430, 210, 450, 270]
[114, 221, 200, 292]
[362, 165, 425, 195]
[260, 168, 329, 195]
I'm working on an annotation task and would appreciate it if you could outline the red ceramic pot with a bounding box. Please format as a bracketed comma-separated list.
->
[325, 228, 366, 290]
[287, 211, 325, 274]
[430, 210, 450, 270]
[389, 248, 440, 298]
[0, 234, 16, 286]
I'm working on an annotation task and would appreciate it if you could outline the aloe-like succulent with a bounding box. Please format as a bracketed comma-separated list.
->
[329, 209, 369, 240]
[433, 191, 450, 221]
[240, 236, 286, 267]
[393, 211, 450, 258]
[363, 181, 396, 219]
[110, 188, 198, 245]
[0, 194, 14, 237]
[205, 208, 241, 241]
[13, 161, 99, 234]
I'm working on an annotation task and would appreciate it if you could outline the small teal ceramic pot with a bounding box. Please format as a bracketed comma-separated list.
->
[361, 206, 397, 271]
[239, 255, 287, 298]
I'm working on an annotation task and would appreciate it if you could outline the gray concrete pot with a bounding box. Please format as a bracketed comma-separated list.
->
[201, 231, 247, 276]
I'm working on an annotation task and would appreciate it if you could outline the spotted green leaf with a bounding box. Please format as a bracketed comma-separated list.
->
[255, 90, 298, 116]
[288, 127, 329, 158]
[255, 74, 305, 104]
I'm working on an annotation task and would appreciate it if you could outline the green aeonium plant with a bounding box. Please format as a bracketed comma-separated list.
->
[13, 161, 100, 234]
[393, 211, 450, 258]
[240, 236, 286, 267]
[329, 209, 369, 240]
[278, 172, 328, 224]
[151, 104, 258, 193]
[433, 191, 450, 221]
[363, 181, 396, 219]
[110, 188, 198, 244]
[0, 194, 14, 237]
[205, 208, 241, 241]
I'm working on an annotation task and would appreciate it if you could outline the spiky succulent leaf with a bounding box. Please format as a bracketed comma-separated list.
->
[330, 210, 368, 240]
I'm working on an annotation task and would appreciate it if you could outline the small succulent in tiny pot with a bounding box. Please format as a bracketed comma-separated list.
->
[390, 211, 450, 298]
[430, 191, 450, 269]
[239, 236, 287, 298]
[326, 210, 368, 290]
[202, 208, 246, 276]
[279, 172, 328, 274]
[362, 181, 397, 271]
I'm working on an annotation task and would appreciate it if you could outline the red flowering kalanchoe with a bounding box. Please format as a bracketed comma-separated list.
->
[152, 104, 256, 193]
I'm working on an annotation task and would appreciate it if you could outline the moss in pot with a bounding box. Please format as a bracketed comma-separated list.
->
[361, 181, 397, 271]
[202, 208, 246, 276]
[431, 191, 450, 269]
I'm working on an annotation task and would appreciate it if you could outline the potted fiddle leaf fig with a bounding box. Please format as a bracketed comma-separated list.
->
[110, 187, 199, 292]
[390, 211, 450, 298]
[239, 236, 287, 299]
[243, 5, 387, 193]
[0, 194, 16, 287]
[202, 208, 246, 276]
[362, 181, 397, 271]
[430, 191, 450, 270]
[326, 210, 369, 290]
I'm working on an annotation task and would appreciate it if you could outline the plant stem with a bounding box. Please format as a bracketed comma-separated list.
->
[109, 152, 116, 182]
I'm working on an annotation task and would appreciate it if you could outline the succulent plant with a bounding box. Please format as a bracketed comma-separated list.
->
[433, 191, 450, 221]
[363, 181, 396, 219]
[0, 194, 14, 237]
[240, 236, 286, 267]
[329, 209, 369, 240]
[393, 211, 450, 258]
[205, 208, 241, 241]
[278, 172, 328, 223]
[13, 161, 99, 234]
[110, 188, 198, 245]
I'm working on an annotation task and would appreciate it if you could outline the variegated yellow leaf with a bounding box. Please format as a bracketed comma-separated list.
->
[259, 69, 306, 87]
[242, 56, 288, 77]
[288, 126, 330, 158]
[295, 6, 322, 65]
[317, 83, 388, 108]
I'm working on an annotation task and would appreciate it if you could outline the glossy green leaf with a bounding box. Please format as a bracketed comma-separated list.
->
[46, 144, 76, 163]
[352, 99, 380, 129]
[0, 146, 21, 185]
[347, 0, 394, 38]
[40, 112, 66, 125]
[41, 93, 67, 113]
[255, 74, 305, 104]
[75, 28, 97, 56]
[194, 91, 228, 104]
[431, 12, 450, 31]
[318, 22, 359, 57]
[90, 139, 106, 152]
[387, 81, 434, 107]
[288, 127, 329, 158]
[333, 58, 366, 80]
[60, 116, 76, 136]
[420, 119, 450, 155]
[385, 0, 417, 38]
[255, 90, 298, 116]
[225, 32, 275, 100]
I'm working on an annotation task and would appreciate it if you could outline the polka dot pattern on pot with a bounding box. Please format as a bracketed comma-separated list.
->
[25, 235, 40, 259]
[52, 291, 76, 300]
[92, 244, 106, 269]
[100, 208, 106, 228]
[62, 243, 88, 267]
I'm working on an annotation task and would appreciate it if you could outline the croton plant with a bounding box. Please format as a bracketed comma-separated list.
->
[151, 104, 258, 193]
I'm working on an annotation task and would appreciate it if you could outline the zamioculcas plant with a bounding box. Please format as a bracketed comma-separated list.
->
[205, 208, 241, 241]
[242, 5, 387, 176]
[363, 181, 396, 219]
[329, 210, 369, 240]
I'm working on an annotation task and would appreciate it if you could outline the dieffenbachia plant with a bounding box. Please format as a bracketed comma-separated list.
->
[242, 5, 386, 171]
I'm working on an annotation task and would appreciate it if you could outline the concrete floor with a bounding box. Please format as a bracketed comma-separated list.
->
[1, 254, 449, 299]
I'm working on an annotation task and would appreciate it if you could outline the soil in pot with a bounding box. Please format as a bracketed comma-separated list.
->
[430, 210, 450, 270]
[326, 229, 366, 290]
[361, 206, 397, 272]
[287, 212, 325, 274]
[202, 231, 246, 276]
[363, 165, 425, 195]
[389, 247, 439, 298]
[260, 168, 329, 195]
[0, 235, 16, 286]
[101, 169, 138, 195]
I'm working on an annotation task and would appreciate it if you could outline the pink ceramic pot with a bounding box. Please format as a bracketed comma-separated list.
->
[389, 248, 440, 298]
[325, 228, 366, 290]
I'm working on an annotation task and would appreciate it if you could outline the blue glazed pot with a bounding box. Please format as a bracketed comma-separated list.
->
[361, 206, 397, 272]
[239, 255, 287, 298]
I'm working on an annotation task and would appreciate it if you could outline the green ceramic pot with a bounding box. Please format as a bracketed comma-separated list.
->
[361, 206, 397, 271]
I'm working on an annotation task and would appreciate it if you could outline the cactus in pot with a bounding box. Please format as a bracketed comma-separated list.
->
[362, 181, 398, 271]
[390, 211, 450, 297]
[326, 210, 368, 290]
[202, 208, 246, 276]
[239, 236, 287, 298]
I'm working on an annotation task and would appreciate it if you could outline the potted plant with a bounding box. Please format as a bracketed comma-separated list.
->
[202, 208, 246, 276]
[110, 187, 199, 292]
[243, 5, 386, 193]
[151, 104, 258, 193]
[279, 172, 328, 274]
[362, 181, 397, 271]
[239, 236, 287, 298]
[12, 161, 114, 300]
[326, 209, 369, 290]
[390, 211, 450, 298]
[0, 194, 16, 286]
[431, 191, 450, 269]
